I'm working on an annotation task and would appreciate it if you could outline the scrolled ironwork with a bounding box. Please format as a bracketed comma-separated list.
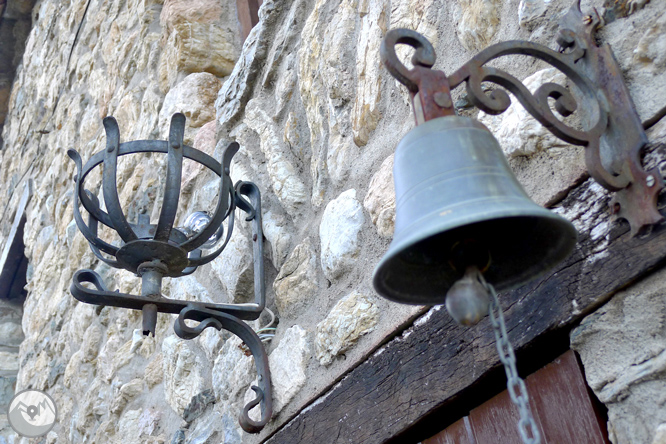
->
[68, 113, 273, 433]
[381, 0, 663, 235]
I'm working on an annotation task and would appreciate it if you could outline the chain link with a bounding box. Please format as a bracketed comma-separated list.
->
[482, 276, 541, 444]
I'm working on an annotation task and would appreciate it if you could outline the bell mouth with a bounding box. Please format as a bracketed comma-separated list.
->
[372, 116, 577, 305]
[373, 212, 576, 305]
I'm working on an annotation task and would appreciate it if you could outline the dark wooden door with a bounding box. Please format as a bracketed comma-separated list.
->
[424, 351, 609, 444]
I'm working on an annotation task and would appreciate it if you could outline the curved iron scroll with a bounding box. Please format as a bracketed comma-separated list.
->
[175, 305, 272, 433]
[381, 2, 663, 236]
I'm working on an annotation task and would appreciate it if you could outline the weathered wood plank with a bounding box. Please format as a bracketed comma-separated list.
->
[424, 417, 475, 444]
[526, 351, 608, 444]
[264, 142, 666, 444]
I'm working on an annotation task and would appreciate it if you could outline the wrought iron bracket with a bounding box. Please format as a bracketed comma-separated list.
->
[67, 114, 272, 433]
[380, 0, 663, 235]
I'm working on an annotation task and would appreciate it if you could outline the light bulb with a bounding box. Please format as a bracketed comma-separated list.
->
[180, 211, 222, 249]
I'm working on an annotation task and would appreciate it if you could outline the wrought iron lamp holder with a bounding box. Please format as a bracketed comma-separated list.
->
[381, 2, 662, 237]
[68, 113, 272, 433]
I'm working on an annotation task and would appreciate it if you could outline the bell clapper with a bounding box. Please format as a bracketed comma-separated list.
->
[445, 265, 491, 326]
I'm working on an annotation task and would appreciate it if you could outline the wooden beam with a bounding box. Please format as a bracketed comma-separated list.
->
[264, 142, 666, 444]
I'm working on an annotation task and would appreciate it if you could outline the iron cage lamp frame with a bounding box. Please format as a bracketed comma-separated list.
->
[67, 113, 272, 433]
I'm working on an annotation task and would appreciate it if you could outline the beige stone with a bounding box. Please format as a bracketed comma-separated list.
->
[162, 335, 205, 415]
[456, 0, 501, 52]
[351, 0, 388, 147]
[159, 23, 238, 92]
[81, 323, 103, 362]
[160, 73, 222, 131]
[273, 237, 318, 317]
[299, 0, 359, 204]
[182, 120, 217, 195]
[111, 378, 145, 414]
[161, 0, 223, 32]
[262, 210, 294, 270]
[144, 353, 164, 389]
[208, 231, 254, 303]
[315, 291, 380, 366]
[363, 154, 395, 238]
[244, 99, 308, 217]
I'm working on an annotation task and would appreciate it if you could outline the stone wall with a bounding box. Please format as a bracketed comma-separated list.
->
[0, 0, 665, 443]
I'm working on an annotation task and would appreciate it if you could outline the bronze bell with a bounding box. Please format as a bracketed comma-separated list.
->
[372, 116, 577, 305]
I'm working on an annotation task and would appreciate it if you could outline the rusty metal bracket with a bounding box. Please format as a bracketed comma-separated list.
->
[381, 0, 663, 235]
[68, 113, 272, 433]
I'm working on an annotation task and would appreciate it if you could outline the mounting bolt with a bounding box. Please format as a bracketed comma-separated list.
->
[434, 92, 452, 109]
[171, 141, 180, 149]
[647, 175, 656, 187]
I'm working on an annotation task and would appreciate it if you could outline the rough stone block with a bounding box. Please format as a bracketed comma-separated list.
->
[319, 189, 365, 281]
[571, 266, 666, 444]
[315, 291, 379, 366]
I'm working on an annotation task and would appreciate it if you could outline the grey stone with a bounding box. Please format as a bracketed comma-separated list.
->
[0, 376, 16, 409]
[0, 322, 23, 347]
[171, 429, 186, 444]
[220, 413, 242, 444]
[185, 409, 223, 444]
[571, 266, 666, 444]
[518, 0, 551, 31]
[212, 336, 255, 404]
[162, 335, 205, 415]
[269, 325, 310, 412]
[182, 389, 216, 424]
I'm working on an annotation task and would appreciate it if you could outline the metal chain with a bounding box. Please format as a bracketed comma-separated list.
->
[482, 277, 541, 444]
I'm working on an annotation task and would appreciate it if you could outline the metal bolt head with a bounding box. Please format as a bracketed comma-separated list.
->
[647, 175, 656, 188]
[434, 91, 452, 109]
